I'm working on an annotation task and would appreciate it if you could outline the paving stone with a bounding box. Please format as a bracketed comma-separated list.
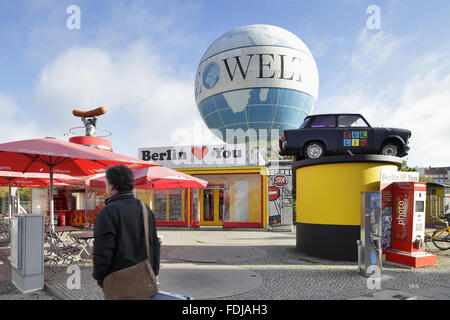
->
[3, 229, 450, 300]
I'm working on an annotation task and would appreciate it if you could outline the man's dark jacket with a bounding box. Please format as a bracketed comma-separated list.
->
[92, 191, 160, 287]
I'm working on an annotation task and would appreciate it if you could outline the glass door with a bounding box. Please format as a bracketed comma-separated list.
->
[200, 184, 228, 226]
[202, 188, 215, 223]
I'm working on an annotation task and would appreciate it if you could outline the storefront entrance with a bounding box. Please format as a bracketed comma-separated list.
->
[200, 184, 229, 226]
[137, 166, 269, 229]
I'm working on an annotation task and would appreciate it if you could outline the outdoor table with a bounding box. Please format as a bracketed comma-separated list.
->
[53, 226, 83, 246]
[70, 231, 94, 259]
[44, 225, 84, 266]
[55, 226, 81, 233]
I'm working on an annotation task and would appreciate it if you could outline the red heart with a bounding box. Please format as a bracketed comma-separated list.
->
[192, 146, 209, 160]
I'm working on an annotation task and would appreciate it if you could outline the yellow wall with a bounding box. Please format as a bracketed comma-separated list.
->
[181, 167, 268, 226]
[297, 162, 398, 226]
[136, 166, 268, 227]
[136, 189, 150, 207]
[193, 173, 262, 223]
[136, 188, 185, 221]
[425, 187, 446, 225]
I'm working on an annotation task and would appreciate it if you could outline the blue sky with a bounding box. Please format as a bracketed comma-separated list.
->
[0, 0, 449, 167]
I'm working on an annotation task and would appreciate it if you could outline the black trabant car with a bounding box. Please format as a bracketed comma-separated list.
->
[279, 113, 411, 160]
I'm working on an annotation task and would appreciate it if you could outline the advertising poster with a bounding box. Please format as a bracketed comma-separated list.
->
[139, 144, 264, 168]
[10, 217, 19, 269]
[393, 192, 409, 242]
[268, 165, 293, 227]
[381, 186, 393, 249]
[380, 169, 419, 249]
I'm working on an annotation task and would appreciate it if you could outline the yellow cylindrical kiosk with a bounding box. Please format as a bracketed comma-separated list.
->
[294, 155, 402, 261]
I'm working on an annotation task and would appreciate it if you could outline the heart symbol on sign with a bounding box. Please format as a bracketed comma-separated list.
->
[192, 146, 209, 160]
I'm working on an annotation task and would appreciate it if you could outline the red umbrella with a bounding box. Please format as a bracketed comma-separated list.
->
[90, 166, 208, 190]
[0, 171, 84, 188]
[0, 137, 157, 231]
[0, 171, 85, 217]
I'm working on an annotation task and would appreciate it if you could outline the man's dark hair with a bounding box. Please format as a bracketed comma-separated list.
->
[105, 165, 134, 192]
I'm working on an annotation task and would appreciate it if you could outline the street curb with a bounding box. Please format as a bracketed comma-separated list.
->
[157, 227, 271, 232]
[44, 281, 70, 300]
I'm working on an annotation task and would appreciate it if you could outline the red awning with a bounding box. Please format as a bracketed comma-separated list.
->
[90, 166, 208, 190]
[0, 137, 157, 230]
[0, 171, 85, 188]
[0, 137, 157, 176]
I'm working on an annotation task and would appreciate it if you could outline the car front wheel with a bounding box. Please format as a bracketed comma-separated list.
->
[381, 142, 400, 156]
[304, 142, 325, 159]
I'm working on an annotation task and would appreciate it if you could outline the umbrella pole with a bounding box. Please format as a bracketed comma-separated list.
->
[148, 182, 153, 210]
[8, 180, 12, 219]
[17, 188, 20, 214]
[85, 185, 88, 230]
[49, 166, 55, 233]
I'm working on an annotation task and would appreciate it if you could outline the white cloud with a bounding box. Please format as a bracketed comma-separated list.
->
[0, 93, 40, 142]
[33, 41, 220, 157]
[316, 23, 450, 168]
[348, 28, 408, 75]
[317, 53, 450, 168]
[309, 35, 344, 59]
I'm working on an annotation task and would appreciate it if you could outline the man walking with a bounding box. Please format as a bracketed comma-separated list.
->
[92, 165, 160, 291]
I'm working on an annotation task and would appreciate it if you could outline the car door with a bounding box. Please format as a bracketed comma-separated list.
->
[337, 115, 373, 154]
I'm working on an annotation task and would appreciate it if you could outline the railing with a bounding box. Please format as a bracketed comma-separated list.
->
[65, 127, 112, 138]
[429, 195, 448, 226]
[0, 199, 31, 215]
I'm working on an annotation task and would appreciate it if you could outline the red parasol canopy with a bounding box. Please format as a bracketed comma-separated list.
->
[0, 171, 86, 217]
[0, 171, 84, 188]
[0, 137, 157, 231]
[90, 166, 208, 190]
[0, 138, 156, 176]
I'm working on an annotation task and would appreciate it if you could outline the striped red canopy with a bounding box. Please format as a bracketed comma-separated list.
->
[0, 137, 157, 176]
[90, 166, 208, 190]
[0, 171, 85, 188]
[0, 137, 157, 230]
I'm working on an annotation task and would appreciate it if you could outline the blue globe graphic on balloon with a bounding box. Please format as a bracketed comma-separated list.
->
[195, 24, 319, 143]
[202, 62, 220, 89]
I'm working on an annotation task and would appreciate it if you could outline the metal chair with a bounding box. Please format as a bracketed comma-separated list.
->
[69, 231, 94, 265]
[44, 231, 82, 267]
[0, 218, 10, 247]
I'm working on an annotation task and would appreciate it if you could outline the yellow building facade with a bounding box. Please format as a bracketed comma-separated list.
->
[137, 166, 269, 229]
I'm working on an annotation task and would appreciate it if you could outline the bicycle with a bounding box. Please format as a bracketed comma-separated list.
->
[425, 214, 450, 250]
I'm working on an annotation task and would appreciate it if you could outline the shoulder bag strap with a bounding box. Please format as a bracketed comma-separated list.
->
[140, 201, 151, 260]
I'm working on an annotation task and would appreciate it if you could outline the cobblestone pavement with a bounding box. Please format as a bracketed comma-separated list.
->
[0, 248, 57, 300]
[39, 229, 450, 300]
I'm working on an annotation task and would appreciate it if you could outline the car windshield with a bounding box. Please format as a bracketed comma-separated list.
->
[338, 115, 369, 127]
[310, 115, 336, 128]
[299, 117, 311, 129]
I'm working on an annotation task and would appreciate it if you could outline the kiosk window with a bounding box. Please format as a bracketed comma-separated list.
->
[153, 190, 167, 221]
[415, 201, 424, 212]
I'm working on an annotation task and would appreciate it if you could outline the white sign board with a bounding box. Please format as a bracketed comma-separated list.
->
[380, 169, 420, 190]
[139, 144, 264, 168]
[380, 168, 420, 250]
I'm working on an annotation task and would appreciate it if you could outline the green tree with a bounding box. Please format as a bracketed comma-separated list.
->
[0, 187, 9, 198]
[0, 187, 31, 199]
[419, 176, 435, 183]
[398, 160, 418, 172]
[398, 159, 436, 183]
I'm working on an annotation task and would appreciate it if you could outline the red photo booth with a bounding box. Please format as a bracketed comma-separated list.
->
[386, 182, 436, 267]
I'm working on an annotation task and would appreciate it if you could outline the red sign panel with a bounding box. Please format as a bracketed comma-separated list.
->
[273, 175, 287, 187]
[393, 192, 409, 242]
[268, 186, 280, 201]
